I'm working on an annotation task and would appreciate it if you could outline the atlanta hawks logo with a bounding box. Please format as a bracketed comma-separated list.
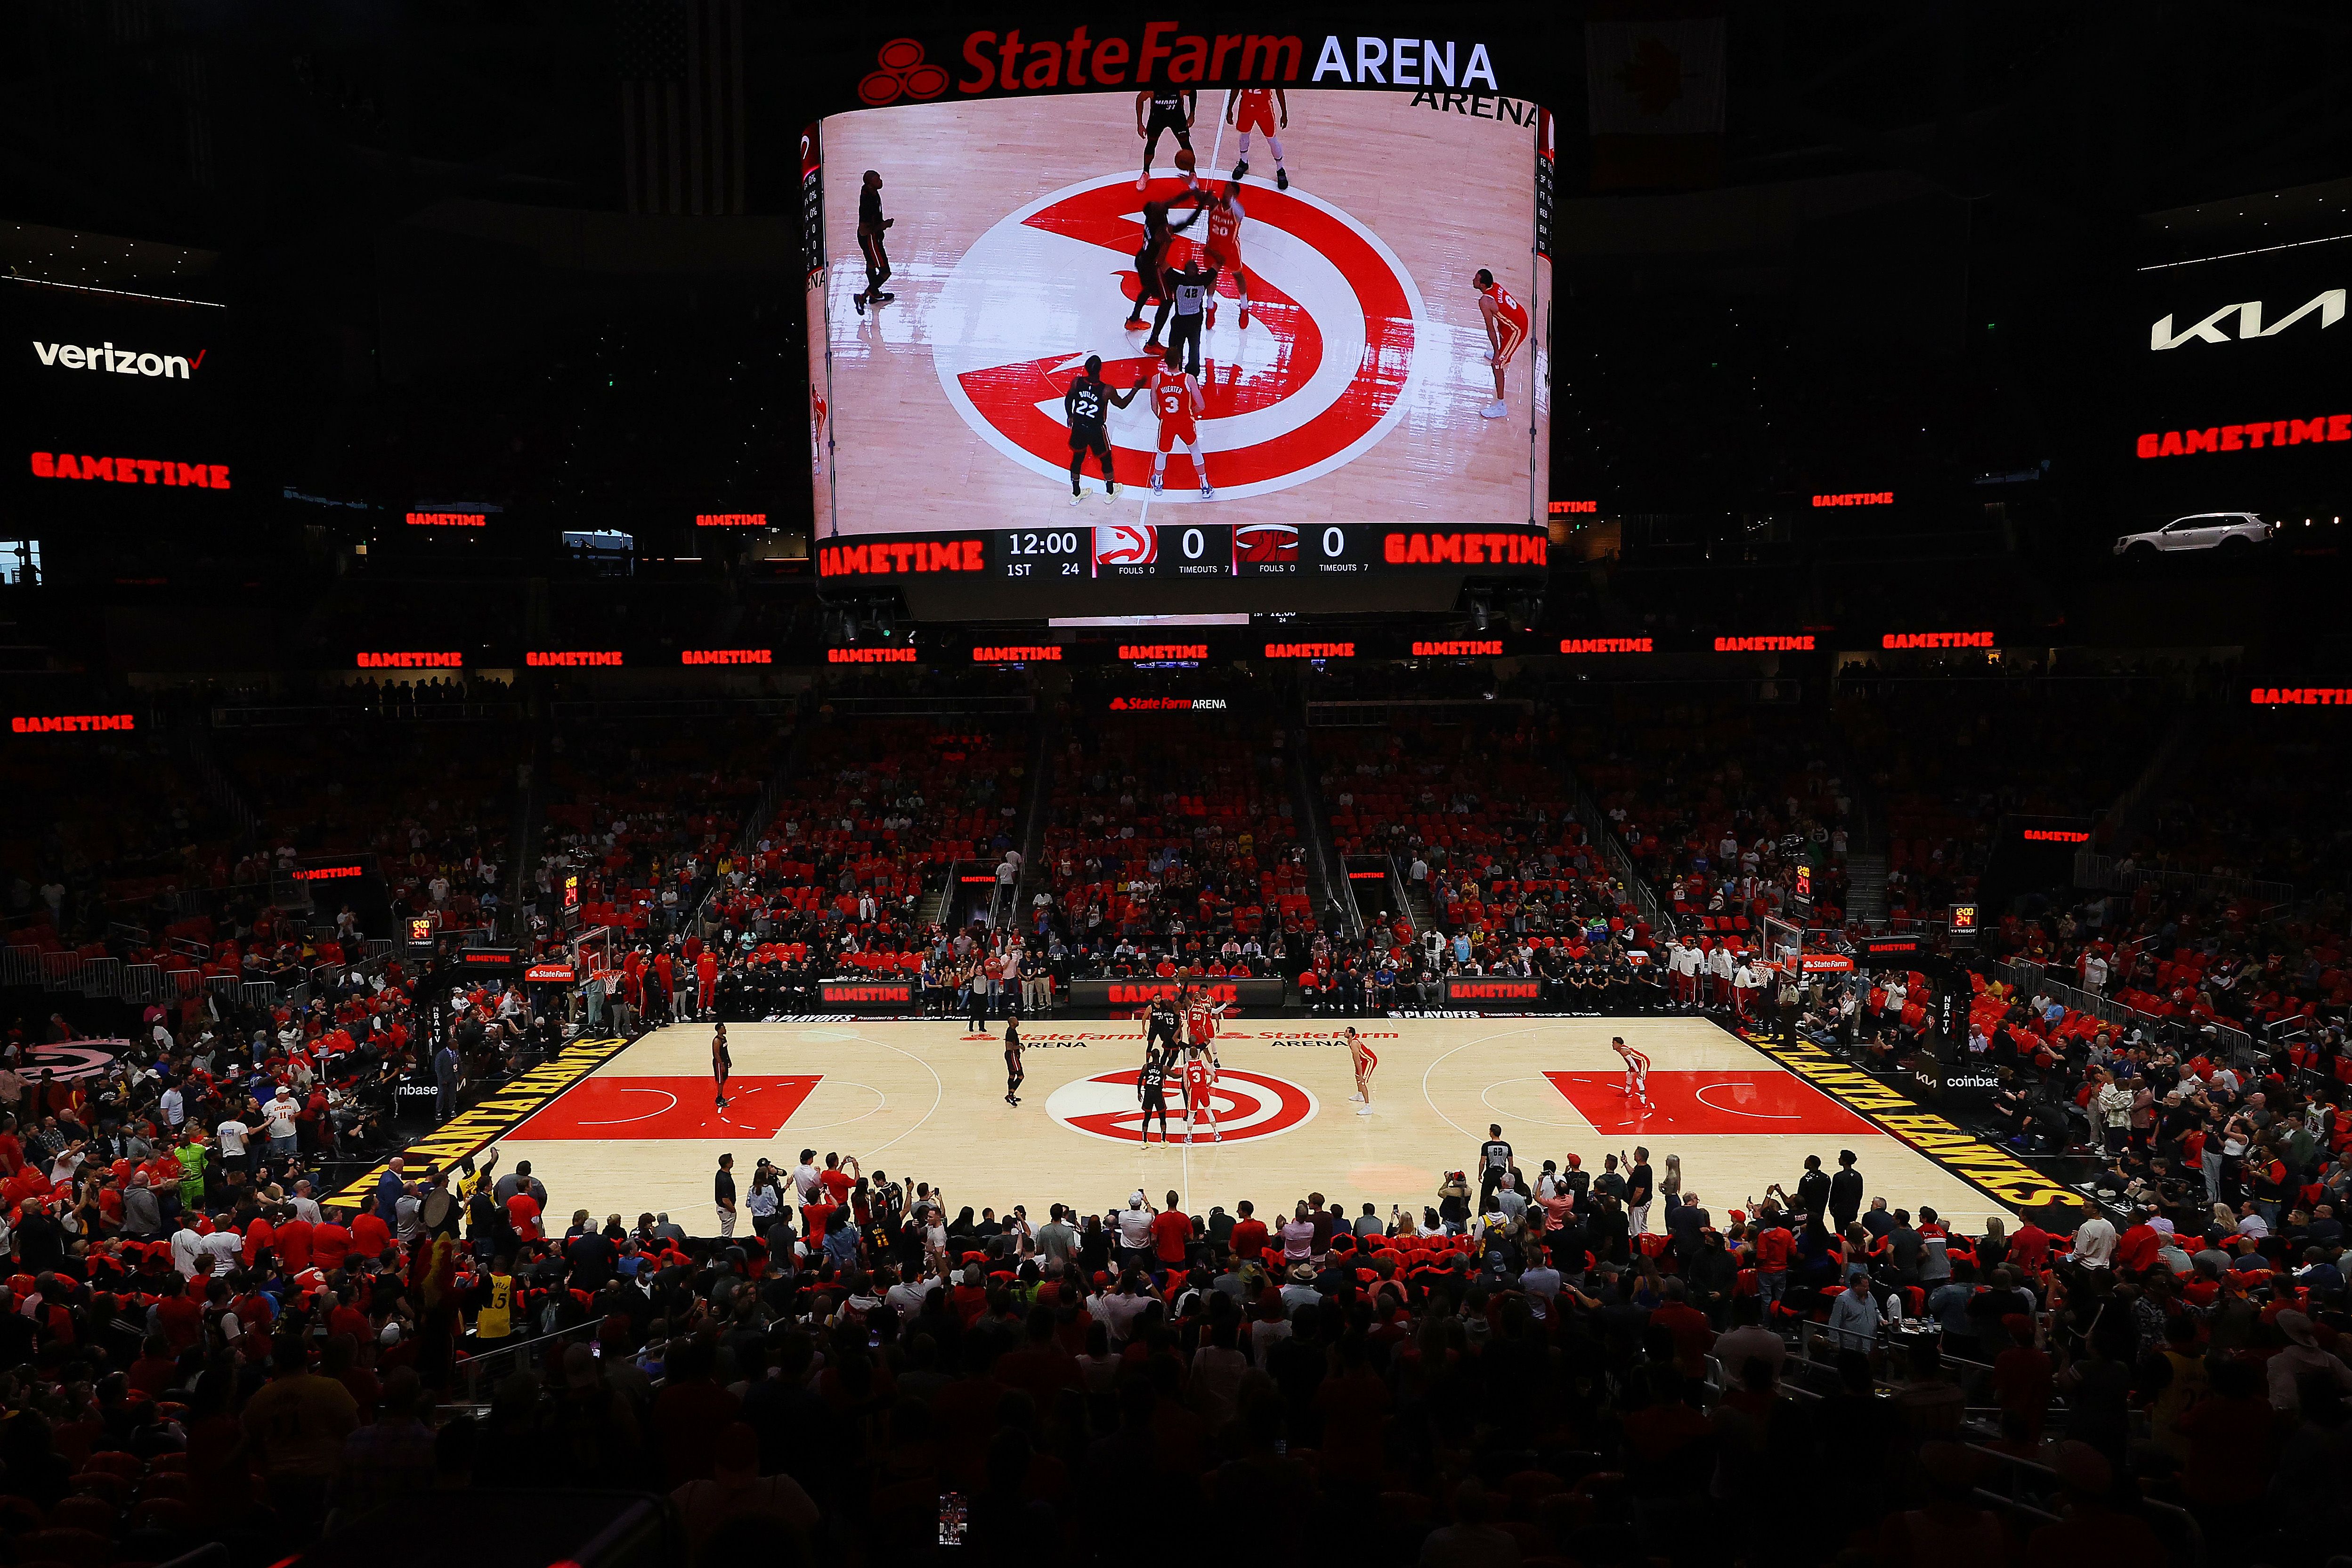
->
[1045, 1067, 1319, 1144]
[934, 172, 1427, 504]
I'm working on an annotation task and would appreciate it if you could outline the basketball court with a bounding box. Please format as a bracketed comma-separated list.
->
[812, 89, 1549, 532]
[481, 1016, 2023, 1236]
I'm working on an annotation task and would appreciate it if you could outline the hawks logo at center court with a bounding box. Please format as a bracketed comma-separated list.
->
[1045, 1067, 1319, 1144]
[934, 172, 1427, 503]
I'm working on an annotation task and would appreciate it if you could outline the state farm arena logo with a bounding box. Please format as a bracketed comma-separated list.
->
[934, 173, 1427, 503]
[1046, 1067, 1318, 1144]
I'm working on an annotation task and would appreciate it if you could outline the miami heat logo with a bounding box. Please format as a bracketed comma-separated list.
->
[934, 173, 1427, 504]
[1046, 1067, 1319, 1144]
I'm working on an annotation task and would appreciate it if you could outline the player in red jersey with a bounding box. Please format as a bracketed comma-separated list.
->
[1474, 268, 1530, 421]
[1184, 986, 1223, 1052]
[1226, 86, 1290, 189]
[1181, 1048, 1220, 1142]
[1146, 344, 1211, 499]
[1344, 1024, 1377, 1116]
[1611, 1036, 1651, 1101]
[1201, 179, 1252, 332]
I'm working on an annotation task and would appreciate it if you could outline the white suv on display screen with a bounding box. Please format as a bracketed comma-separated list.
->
[2113, 512, 2274, 558]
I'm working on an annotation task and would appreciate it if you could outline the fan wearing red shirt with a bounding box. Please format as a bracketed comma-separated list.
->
[2009, 1219, 2051, 1276]
[1229, 1200, 1268, 1263]
[276, 1216, 314, 1272]
[1752, 1215, 1793, 1310]
[351, 1210, 394, 1260]
[312, 1219, 352, 1271]
[1152, 1191, 1191, 1266]
[818, 1155, 856, 1208]
[2114, 1212, 2162, 1274]
[506, 1190, 543, 1243]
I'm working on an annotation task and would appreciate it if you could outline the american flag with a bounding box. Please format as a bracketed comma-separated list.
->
[617, 0, 747, 215]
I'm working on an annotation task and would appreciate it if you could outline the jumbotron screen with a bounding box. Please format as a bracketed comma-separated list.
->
[806, 87, 1549, 539]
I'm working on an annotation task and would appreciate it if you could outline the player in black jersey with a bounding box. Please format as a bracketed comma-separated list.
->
[1135, 87, 1198, 189]
[1137, 1046, 1174, 1143]
[1003, 1015, 1026, 1106]
[1063, 355, 1138, 504]
[1144, 995, 1179, 1063]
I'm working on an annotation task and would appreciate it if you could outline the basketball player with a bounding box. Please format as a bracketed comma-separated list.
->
[1612, 1036, 1651, 1101]
[1344, 1024, 1377, 1115]
[1201, 180, 1251, 332]
[1062, 355, 1138, 505]
[1137, 1046, 1174, 1143]
[1003, 1014, 1026, 1106]
[1183, 984, 1224, 1056]
[1226, 86, 1290, 189]
[1135, 86, 1198, 188]
[1181, 1044, 1220, 1143]
[711, 1022, 731, 1109]
[1124, 199, 1205, 348]
[810, 389, 827, 476]
[853, 170, 893, 315]
[1147, 343, 1211, 499]
[1473, 268, 1529, 420]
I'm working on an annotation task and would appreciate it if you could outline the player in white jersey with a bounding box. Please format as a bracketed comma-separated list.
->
[1611, 1035, 1651, 1101]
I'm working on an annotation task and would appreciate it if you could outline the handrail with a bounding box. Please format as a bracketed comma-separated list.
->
[459, 1317, 605, 1404]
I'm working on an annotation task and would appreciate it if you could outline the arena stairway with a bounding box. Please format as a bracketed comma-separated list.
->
[1843, 850, 1889, 928]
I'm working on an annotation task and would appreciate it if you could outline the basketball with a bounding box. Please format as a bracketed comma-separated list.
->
[1174, 148, 1195, 173]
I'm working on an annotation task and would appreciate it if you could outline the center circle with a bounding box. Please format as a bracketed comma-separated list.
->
[1045, 1066, 1318, 1145]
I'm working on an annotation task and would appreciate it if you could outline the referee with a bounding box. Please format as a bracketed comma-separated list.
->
[1063, 355, 1137, 504]
[854, 170, 893, 315]
[1166, 259, 1208, 376]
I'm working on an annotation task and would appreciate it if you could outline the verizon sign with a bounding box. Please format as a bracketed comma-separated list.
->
[2151, 289, 2344, 350]
[32, 341, 204, 379]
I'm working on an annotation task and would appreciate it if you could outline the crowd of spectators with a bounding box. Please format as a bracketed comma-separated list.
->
[0, 1027, 2342, 1566]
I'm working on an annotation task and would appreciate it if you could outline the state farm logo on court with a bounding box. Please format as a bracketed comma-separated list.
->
[1046, 1067, 1317, 1144]
[933, 173, 1426, 504]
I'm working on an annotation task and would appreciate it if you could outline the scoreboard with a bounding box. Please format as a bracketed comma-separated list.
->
[818, 523, 1548, 618]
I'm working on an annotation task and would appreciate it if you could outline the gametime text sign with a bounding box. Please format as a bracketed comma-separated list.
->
[357, 651, 462, 669]
[1559, 637, 1652, 653]
[1381, 531, 1546, 566]
[2136, 414, 2352, 459]
[820, 538, 985, 578]
[971, 644, 1062, 662]
[696, 513, 768, 527]
[934, 26, 1503, 98]
[1413, 640, 1502, 657]
[1882, 631, 1995, 650]
[828, 647, 918, 664]
[405, 511, 485, 528]
[1713, 635, 1814, 652]
[681, 648, 772, 665]
[1443, 976, 1541, 1007]
[30, 452, 230, 489]
[819, 978, 919, 1011]
[291, 863, 365, 882]
[1263, 641, 1355, 659]
[1811, 491, 1893, 507]
[10, 713, 134, 734]
[1070, 977, 1287, 1009]
[526, 650, 623, 667]
[2251, 686, 2352, 705]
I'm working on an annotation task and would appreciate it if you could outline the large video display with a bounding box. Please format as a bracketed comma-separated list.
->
[808, 89, 1548, 535]
[2124, 238, 2349, 518]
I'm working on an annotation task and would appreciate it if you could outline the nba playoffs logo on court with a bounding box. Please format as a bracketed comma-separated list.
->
[932, 172, 1427, 502]
[1046, 1067, 1318, 1143]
